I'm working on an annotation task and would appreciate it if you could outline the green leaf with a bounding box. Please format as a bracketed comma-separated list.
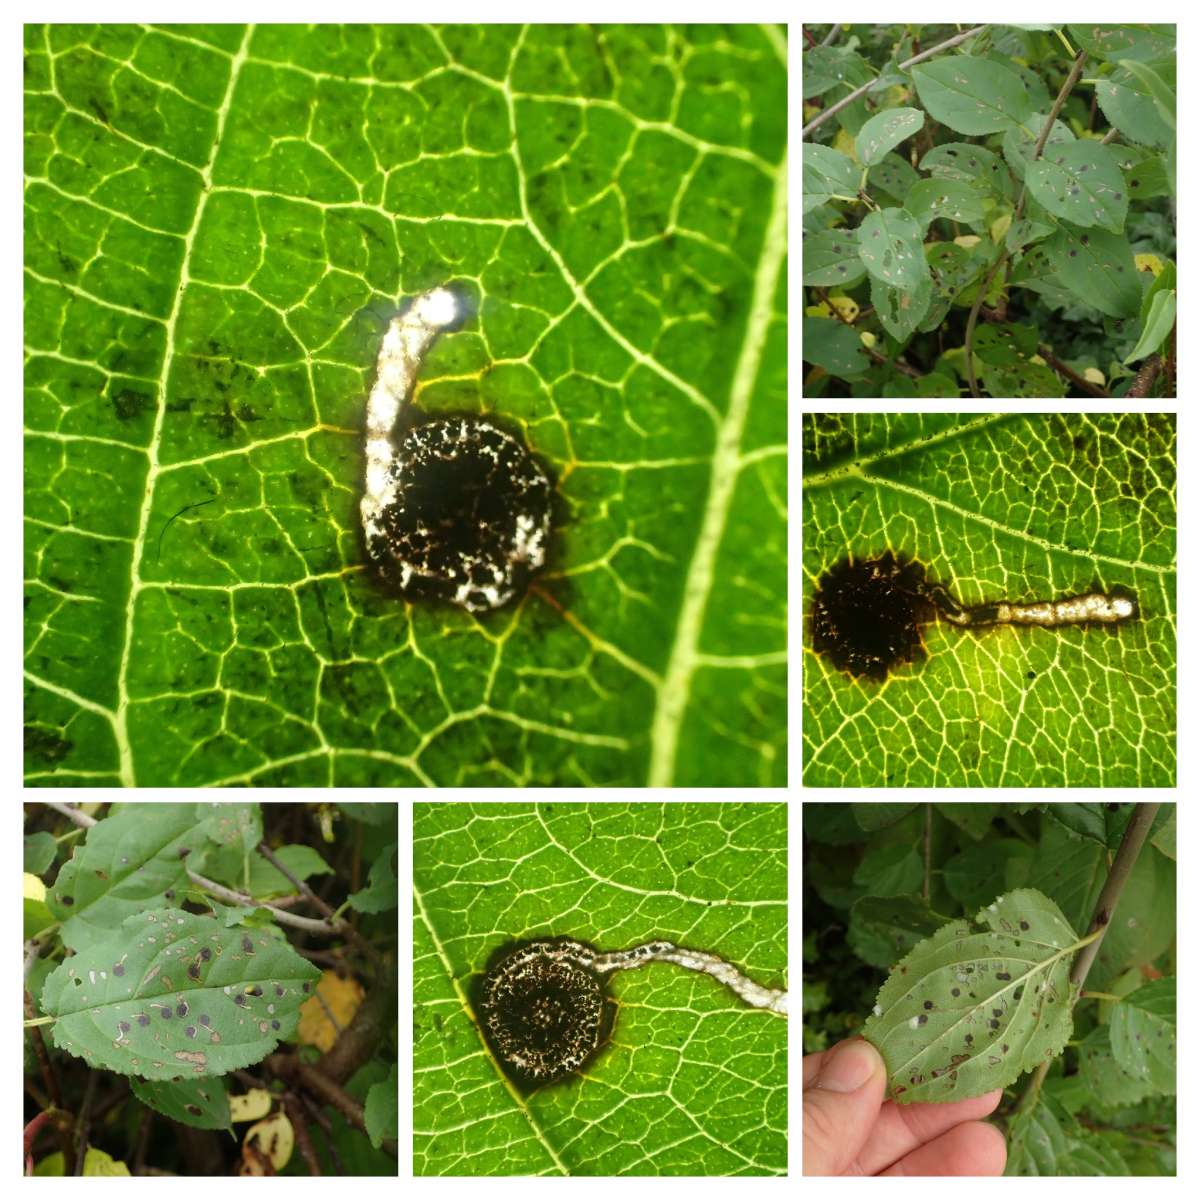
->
[863, 889, 1081, 1105]
[41, 908, 321, 1080]
[943, 839, 1034, 911]
[802, 228, 867, 287]
[980, 359, 1065, 399]
[1109, 979, 1175, 1094]
[855, 107, 924, 167]
[847, 894, 942, 969]
[804, 143, 860, 212]
[131, 1075, 233, 1132]
[852, 803, 919, 831]
[1006, 1093, 1072, 1176]
[1095, 79, 1173, 148]
[803, 413, 1175, 786]
[856, 207, 927, 289]
[867, 153, 920, 202]
[911, 57, 1035, 135]
[348, 840, 398, 913]
[852, 841, 924, 897]
[870, 272, 933, 343]
[1024, 142, 1128, 233]
[1002, 114, 1074, 181]
[802, 317, 871, 380]
[903, 179, 985, 229]
[1123, 289, 1175, 364]
[938, 802, 999, 840]
[364, 1064, 399, 1148]
[1045, 223, 1141, 318]
[1116, 147, 1171, 199]
[1068, 24, 1175, 63]
[24, 831, 57, 875]
[47, 803, 223, 950]
[1150, 809, 1175, 859]
[414, 801, 786, 1175]
[1078, 1025, 1153, 1108]
[919, 141, 1013, 199]
[24, 25, 786, 790]
[1118, 60, 1175, 129]
[246, 844, 332, 897]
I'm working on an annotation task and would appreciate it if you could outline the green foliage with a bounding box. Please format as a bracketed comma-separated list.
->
[803, 24, 1176, 397]
[803, 803, 1177, 1176]
[130, 1076, 232, 1132]
[24, 24, 786, 789]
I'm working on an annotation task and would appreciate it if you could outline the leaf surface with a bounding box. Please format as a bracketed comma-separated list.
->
[802, 317, 871, 380]
[870, 273, 933, 343]
[904, 179, 985, 229]
[857, 207, 928, 290]
[1109, 978, 1175, 1094]
[1024, 142, 1128, 233]
[1095, 79, 1173, 148]
[1045, 224, 1141, 318]
[855, 107, 924, 167]
[131, 1075, 232, 1131]
[803, 143, 860, 212]
[1068, 24, 1175, 63]
[910, 57, 1034, 135]
[41, 908, 321, 1080]
[1123, 290, 1175, 364]
[802, 228, 867, 287]
[919, 141, 1012, 198]
[847, 894, 942, 969]
[863, 889, 1081, 1104]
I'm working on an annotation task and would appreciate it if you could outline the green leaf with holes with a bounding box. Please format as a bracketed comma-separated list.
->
[47, 803, 253, 951]
[131, 1075, 232, 1132]
[863, 889, 1083, 1105]
[868, 153, 920, 202]
[981, 359, 1065, 399]
[24, 25, 786, 790]
[1045, 224, 1141, 318]
[919, 142, 1013, 199]
[857, 207, 928, 290]
[1025, 143, 1128, 233]
[904, 179, 985, 230]
[910, 57, 1034, 135]
[1109, 978, 1175, 1094]
[1068, 24, 1175, 64]
[855, 107, 924, 167]
[803, 317, 871, 380]
[870, 273, 933, 344]
[803, 228, 867, 287]
[41, 908, 321, 1080]
[804, 142, 860, 212]
[414, 801, 786, 1175]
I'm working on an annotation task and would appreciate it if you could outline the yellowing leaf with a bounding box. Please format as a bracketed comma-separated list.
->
[833, 128, 856, 159]
[242, 1112, 293, 1173]
[1083, 368, 1106, 386]
[954, 235, 981, 249]
[24, 872, 46, 902]
[1135, 253, 1163, 276]
[827, 296, 859, 322]
[297, 970, 364, 1051]
[230, 1087, 273, 1122]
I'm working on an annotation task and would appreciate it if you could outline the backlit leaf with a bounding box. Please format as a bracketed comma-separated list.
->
[911, 57, 1035, 135]
[1025, 142, 1128, 233]
[131, 1075, 232, 1132]
[855, 107, 924, 167]
[863, 889, 1082, 1104]
[857, 207, 928, 290]
[802, 228, 867, 287]
[1045, 223, 1141, 318]
[803, 143, 859, 213]
[41, 908, 321, 1080]
[1109, 978, 1175, 1094]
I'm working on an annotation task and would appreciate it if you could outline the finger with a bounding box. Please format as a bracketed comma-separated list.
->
[802, 1048, 828, 1088]
[879, 1120, 1008, 1176]
[848, 1089, 1004, 1175]
[802, 1038, 887, 1175]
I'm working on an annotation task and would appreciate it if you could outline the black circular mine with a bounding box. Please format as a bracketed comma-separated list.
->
[810, 552, 935, 681]
[477, 938, 612, 1090]
[367, 417, 552, 613]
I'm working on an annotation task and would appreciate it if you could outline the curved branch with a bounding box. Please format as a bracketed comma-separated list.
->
[802, 26, 987, 140]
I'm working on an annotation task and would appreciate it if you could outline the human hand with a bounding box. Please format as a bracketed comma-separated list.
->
[803, 1038, 1007, 1175]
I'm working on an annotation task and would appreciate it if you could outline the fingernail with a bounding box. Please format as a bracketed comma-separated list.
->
[818, 1040, 881, 1093]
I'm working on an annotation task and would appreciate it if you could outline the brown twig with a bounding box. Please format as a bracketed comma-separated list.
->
[1015, 804, 1162, 1115]
[73, 1071, 98, 1175]
[44, 801, 96, 828]
[1127, 354, 1162, 398]
[299, 1092, 345, 1174]
[24, 988, 62, 1109]
[256, 841, 381, 968]
[284, 1093, 323, 1176]
[967, 50, 1088, 397]
[802, 26, 988, 139]
[1037, 344, 1111, 397]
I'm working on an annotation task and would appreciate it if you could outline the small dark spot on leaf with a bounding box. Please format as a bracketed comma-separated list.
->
[923, 1000, 933, 1010]
[234, 994, 248, 1007]
[989, 1018, 1000, 1029]
[965, 1034, 973, 1044]
[200, 948, 212, 962]
[1069, 250, 1078, 257]
[186, 1104, 203, 1116]
[178, 847, 191, 858]
[951, 988, 960, 997]
[274, 985, 284, 998]
[199, 1015, 211, 1027]
[188, 964, 201, 980]
[271, 1020, 280, 1031]
[242, 937, 254, 954]
[177, 1002, 188, 1017]
[160, 1007, 171, 1019]
[302, 982, 311, 992]
[60, 896, 74, 906]
[113, 964, 125, 977]
[138, 1014, 150, 1027]
[1019, 921, 1029, 931]
[996, 972, 1011, 981]
[118, 1021, 131, 1033]
[1003, 1043, 1010, 1053]
[185, 1025, 197, 1038]
[247, 986, 263, 997]
[917, 1014, 928, 1026]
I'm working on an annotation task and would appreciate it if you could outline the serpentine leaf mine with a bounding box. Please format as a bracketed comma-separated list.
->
[810, 552, 1138, 680]
[361, 286, 552, 612]
[477, 937, 786, 1089]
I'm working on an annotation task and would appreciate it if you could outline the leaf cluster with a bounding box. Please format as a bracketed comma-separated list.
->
[802, 802, 1176, 1176]
[803, 24, 1176, 397]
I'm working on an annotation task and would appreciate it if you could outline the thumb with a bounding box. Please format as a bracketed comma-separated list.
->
[803, 1038, 886, 1175]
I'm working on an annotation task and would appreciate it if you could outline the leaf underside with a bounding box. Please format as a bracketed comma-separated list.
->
[42, 908, 321, 1081]
[862, 889, 1080, 1104]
